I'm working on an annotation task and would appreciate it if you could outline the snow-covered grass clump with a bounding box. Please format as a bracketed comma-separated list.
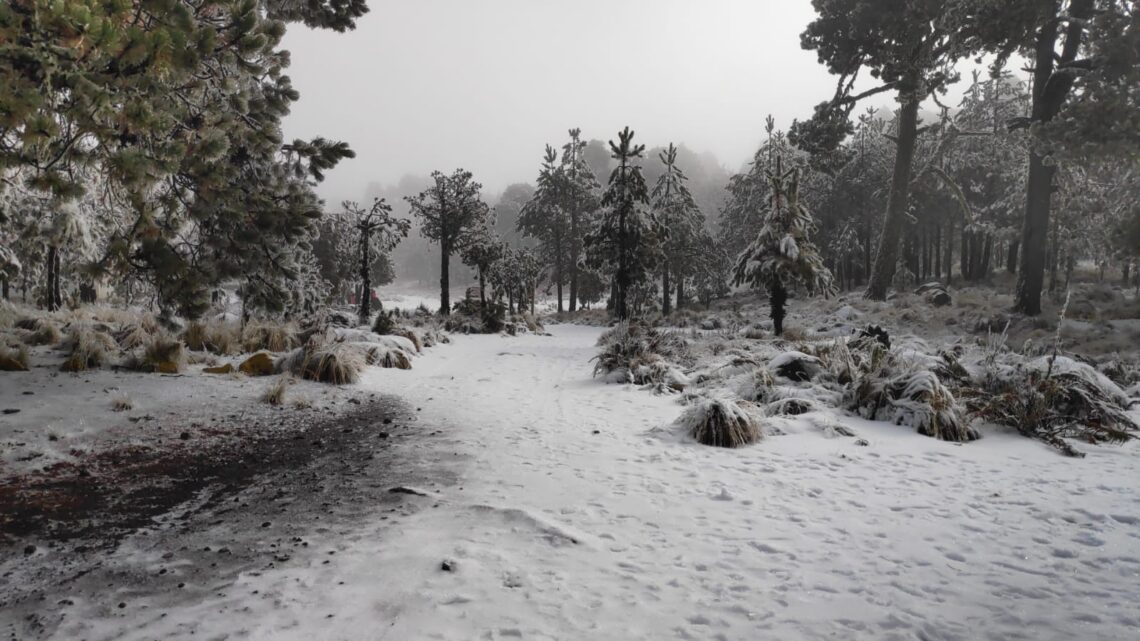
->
[592, 321, 690, 390]
[675, 396, 762, 447]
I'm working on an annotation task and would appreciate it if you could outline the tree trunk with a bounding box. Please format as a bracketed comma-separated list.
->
[1, 278, 8, 301]
[1007, 240, 1019, 274]
[1124, 261, 1131, 286]
[439, 240, 450, 315]
[45, 246, 58, 311]
[944, 217, 954, 285]
[676, 276, 684, 310]
[770, 279, 787, 336]
[479, 269, 486, 306]
[865, 83, 921, 300]
[661, 267, 671, 316]
[1014, 0, 1091, 314]
[934, 224, 942, 280]
[358, 232, 371, 324]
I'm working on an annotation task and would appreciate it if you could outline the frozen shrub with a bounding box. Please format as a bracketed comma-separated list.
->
[279, 341, 365, 384]
[851, 370, 978, 442]
[126, 335, 185, 374]
[628, 353, 690, 392]
[966, 356, 1137, 457]
[677, 396, 762, 448]
[182, 321, 239, 355]
[242, 321, 299, 353]
[372, 311, 397, 336]
[364, 344, 412, 370]
[111, 394, 133, 411]
[0, 344, 29, 371]
[60, 325, 119, 372]
[114, 323, 155, 350]
[19, 318, 62, 346]
[593, 322, 689, 381]
[766, 397, 820, 416]
[262, 376, 292, 406]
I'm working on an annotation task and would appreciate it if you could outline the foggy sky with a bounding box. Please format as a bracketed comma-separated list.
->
[280, 1, 862, 203]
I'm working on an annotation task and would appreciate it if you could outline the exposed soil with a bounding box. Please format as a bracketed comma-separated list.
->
[0, 394, 462, 640]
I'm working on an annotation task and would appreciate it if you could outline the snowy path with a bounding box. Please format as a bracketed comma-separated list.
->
[55, 324, 1140, 640]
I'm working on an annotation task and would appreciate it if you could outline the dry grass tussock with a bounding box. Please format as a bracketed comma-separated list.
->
[60, 325, 119, 372]
[124, 335, 185, 373]
[677, 396, 762, 448]
[111, 394, 133, 411]
[279, 340, 365, 384]
[364, 344, 412, 370]
[18, 317, 63, 346]
[593, 321, 690, 380]
[0, 344, 30, 371]
[262, 375, 292, 406]
[242, 321, 299, 353]
[183, 320, 239, 355]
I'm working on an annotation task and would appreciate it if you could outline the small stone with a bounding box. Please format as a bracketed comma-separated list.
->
[378, 432, 390, 439]
[118, 602, 126, 609]
[592, 430, 600, 435]
[382, 418, 392, 424]
[261, 521, 271, 528]
[2, 408, 20, 415]
[179, 432, 190, 440]
[348, 398, 361, 405]
[854, 439, 870, 447]
[23, 544, 36, 555]
[441, 559, 456, 572]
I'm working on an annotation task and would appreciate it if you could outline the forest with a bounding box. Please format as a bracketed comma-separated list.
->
[1, 1, 1139, 640]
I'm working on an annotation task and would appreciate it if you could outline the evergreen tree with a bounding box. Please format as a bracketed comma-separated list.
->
[584, 127, 661, 320]
[517, 146, 570, 310]
[560, 128, 602, 311]
[733, 158, 835, 336]
[795, 0, 968, 301]
[339, 198, 410, 323]
[461, 225, 505, 306]
[651, 143, 705, 315]
[405, 169, 492, 315]
[955, 0, 1140, 314]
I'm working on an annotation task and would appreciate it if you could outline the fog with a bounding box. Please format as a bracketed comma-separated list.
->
[280, 0, 838, 203]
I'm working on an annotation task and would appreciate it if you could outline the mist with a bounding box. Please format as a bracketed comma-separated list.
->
[280, 0, 836, 202]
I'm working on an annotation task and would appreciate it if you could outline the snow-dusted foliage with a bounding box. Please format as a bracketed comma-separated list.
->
[675, 396, 762, 448]
[966, 354, 1138, 457]
[592, 321, 689, 389]
[732, 158, 835, 335]
[851, 370, 978, 442]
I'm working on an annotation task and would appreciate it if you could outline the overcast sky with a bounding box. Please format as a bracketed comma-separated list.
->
[280, 1, 871, 203]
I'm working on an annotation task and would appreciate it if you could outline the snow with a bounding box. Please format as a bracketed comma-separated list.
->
[44, 324, 1140, 641]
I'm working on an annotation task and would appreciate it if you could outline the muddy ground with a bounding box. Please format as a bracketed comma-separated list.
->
[0, 394, 462, 640]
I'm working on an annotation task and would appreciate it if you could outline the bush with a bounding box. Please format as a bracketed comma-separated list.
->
[851, 370, 978, 442]
[0, 344, 29, 371]
[364, 344, 412, 370]
[19, 318, 62, 346]
[114, 323, 155, 350]
[60, 325, 119, 372]
[966, 356, 1137, 457]
[242, 321, 299, 353]
[262, 376, 292, 406]
[125, 335, 185, 373]
[372, 310, 397, 335]
[182, 321, 239, 355]
[279, 341, 365, 384]
[676, 397, 762, 448]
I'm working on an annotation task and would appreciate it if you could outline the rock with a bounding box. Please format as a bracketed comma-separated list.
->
[203, 363, 235, 375]
[238, 351, 276, 377]
[2, 408, 20, 415]
[926, 289, 952, 307]
[23, 544, 35, 555]
[441, 559, 456, 572]
[856, 324, 891, 349]
[179, 431, 191, 440]
[855, 439, 870, 446]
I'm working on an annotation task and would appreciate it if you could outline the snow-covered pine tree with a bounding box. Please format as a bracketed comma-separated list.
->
[460, 225, 505, 307]
[405, 169, 492, 315]
[733, 157, 835, 336]
[584, 127, 662, 320]
[339, 199, 411, 323]
[651, 143, 705, 315]
[517, 146, 570, 311]
[560, 128, 602, 311]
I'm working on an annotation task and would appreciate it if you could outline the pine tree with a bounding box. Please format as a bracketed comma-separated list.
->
[733, 158, 835, 336]
[405, 169, 492, 315]
[338, 199, 411, 323]
[560, 128, 601, 311]
[954, 0, 1140, 315]
[517, 146, 570, 310]
[584, 127, 661, 320]
[651, 143, 705, 315]
[795, 0, 968, 301]
[461, 225, 505, 307]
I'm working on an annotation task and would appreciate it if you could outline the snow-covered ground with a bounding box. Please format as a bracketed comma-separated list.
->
[46, 324, 1140, 641]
